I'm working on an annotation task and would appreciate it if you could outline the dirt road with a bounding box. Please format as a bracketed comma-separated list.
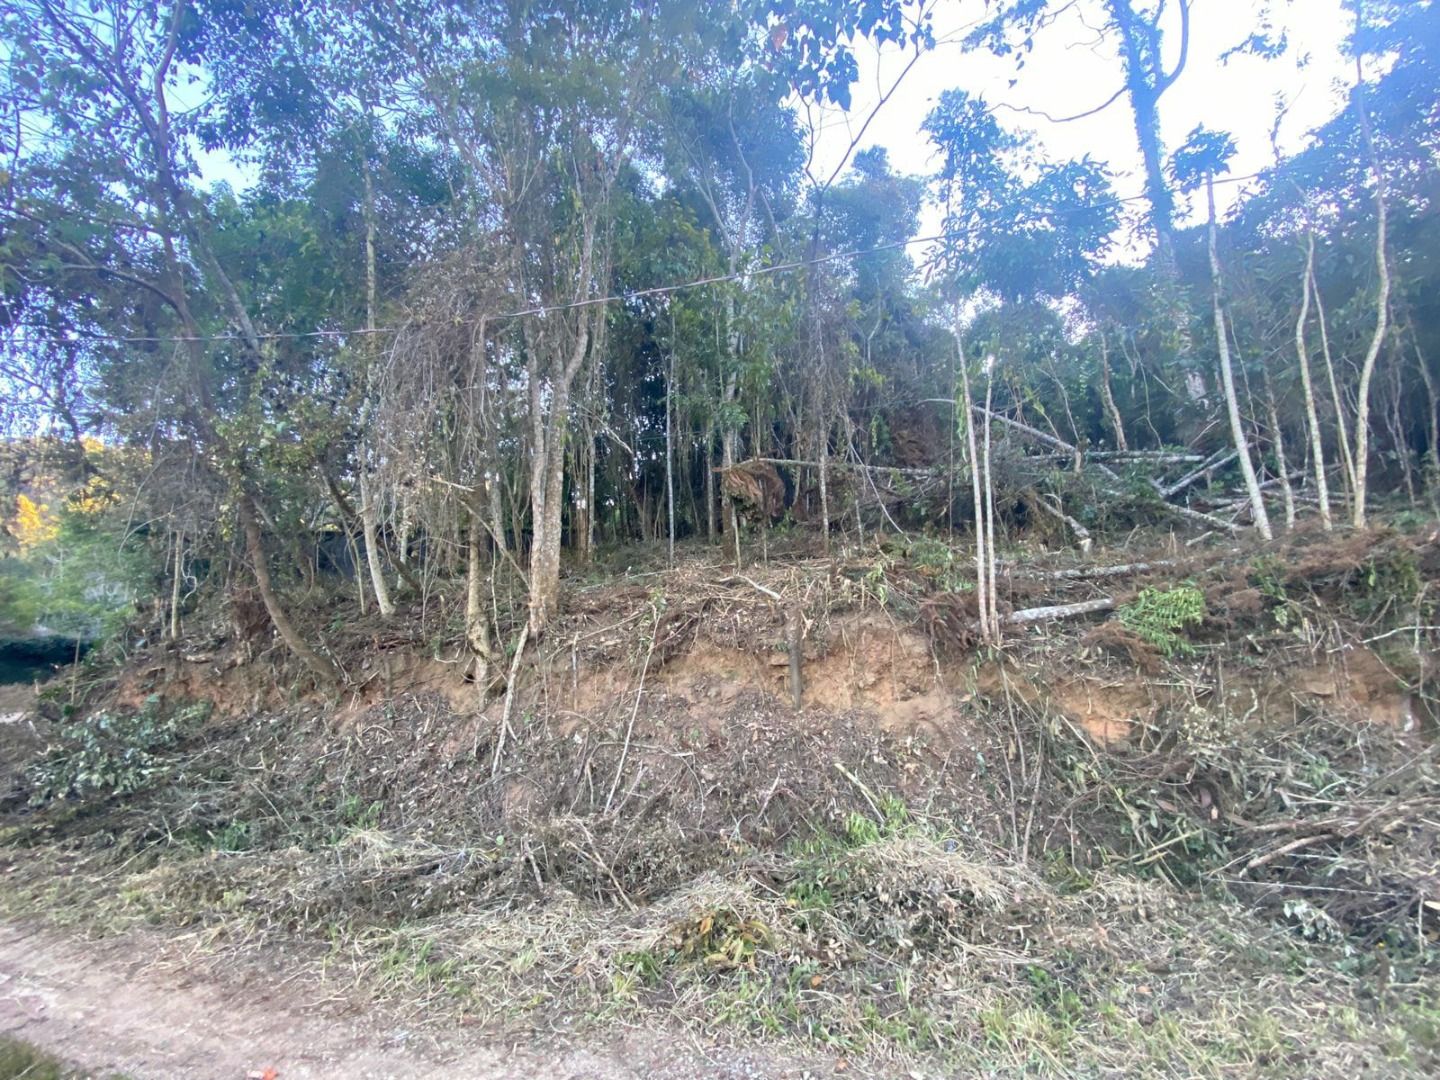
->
[0, 921, 807, 1080]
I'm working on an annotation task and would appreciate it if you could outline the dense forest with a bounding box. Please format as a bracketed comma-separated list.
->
[2, 0, 1437, 669]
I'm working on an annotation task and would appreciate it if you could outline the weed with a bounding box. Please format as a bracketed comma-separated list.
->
[1025, 964, 1085, 1026]
[211, 820, 253, 852]
[843, 810, 881, 846]
[670, 909, 770, 970]
[1354, 549, 1424, 621]
[905, 536, 972, 593]
[614, 949, 664, 987]
[325, 794, 385, 842]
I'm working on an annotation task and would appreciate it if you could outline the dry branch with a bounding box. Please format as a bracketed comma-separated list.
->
[491, 623, 531, 778]
[1027, 491, 1093, 554]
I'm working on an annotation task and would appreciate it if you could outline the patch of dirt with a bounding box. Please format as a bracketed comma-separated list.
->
[0, 921, 810, 1080]
[1325, 646, 1420, 730]
[1052, 678, 1160, 747]
[563, 614, 971, 750]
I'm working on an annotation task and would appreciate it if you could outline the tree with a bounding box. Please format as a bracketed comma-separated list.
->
[1173, 126, 1272, 540]
[963, 0, 1190, 262]
[1348, 18, 1393, 529]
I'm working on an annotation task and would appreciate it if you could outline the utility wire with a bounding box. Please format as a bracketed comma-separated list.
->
[6, 171, 1265, 349]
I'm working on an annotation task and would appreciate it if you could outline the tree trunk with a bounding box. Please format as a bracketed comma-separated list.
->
[1295, 235, 1333, 530]
[818, 426, 831, 555]
[982, 363, 1000, 642]
[722, 380, 741, 567]
[1351, 56, 1391, 529]
[1123, 76, 1174, 261]
[1105, 0, 1185, 264]
[528, 409, 569, 634]
[466, 502, 493, 702]
[1099, 332, 1129, 452]
[957, 331, 992, 645]
[168, 530, 183, 642]
[527, 313, 590, 635]
[1311, 264, 1356, 509]
[238, 493, 341, 687]
[1207, 173, 1272, 540]
[704, 423, 717, 542]
[1263, 369, 1295, 530]
[665, 333, 676, 567]
[359, 469, 395, 616]
[359, 160, 395, 616]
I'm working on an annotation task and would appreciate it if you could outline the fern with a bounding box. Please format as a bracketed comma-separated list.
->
[1117, 585, 1206, 657]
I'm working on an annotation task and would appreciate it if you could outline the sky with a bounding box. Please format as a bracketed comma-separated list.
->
[806, 0, 1358, 246]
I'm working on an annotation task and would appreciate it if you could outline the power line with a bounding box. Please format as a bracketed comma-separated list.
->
[5, 171, 1265, 349]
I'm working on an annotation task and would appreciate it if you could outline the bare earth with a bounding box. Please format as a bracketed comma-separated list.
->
[0, 921, 811, 1080]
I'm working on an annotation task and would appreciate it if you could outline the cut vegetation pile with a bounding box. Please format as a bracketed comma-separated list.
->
[2, 526, 1439, 1076]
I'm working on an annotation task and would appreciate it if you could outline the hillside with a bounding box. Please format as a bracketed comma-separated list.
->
[2, 524, 1437, 1077]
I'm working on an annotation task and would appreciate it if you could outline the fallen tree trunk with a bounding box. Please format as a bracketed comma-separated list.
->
[1161, 449, 1240, 498]
[1038, 451, 1204, 465]
[1006, 559, 1175, 582]
[1002, 597, 1117, 625]
[1155, 500, 1244, 535]
[757, 457, 937, 479]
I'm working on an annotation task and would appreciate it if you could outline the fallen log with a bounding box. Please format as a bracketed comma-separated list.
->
[1155, 500, 1244, 534]
[1038, 451, 1205, 465]
[928, 594, 1118, 650]
[1160, 449, 1239, 498]
[757, 456, 937, 479]
[1002, 597, 1117, 625]
[1006, 559, 1175, 581]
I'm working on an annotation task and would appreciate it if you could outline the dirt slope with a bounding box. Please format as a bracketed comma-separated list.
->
[0, 921, 802, 1080]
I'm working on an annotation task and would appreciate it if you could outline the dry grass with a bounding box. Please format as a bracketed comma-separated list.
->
[9, 810, 1433, 1077]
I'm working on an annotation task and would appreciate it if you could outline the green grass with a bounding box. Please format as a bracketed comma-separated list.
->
[0, 1036, 130, 1080]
